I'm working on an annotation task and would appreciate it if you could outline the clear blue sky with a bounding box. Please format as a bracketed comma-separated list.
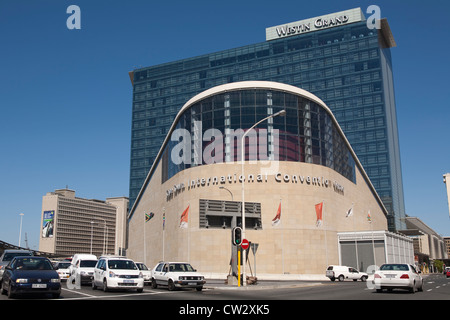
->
[1, 0, 449, 251]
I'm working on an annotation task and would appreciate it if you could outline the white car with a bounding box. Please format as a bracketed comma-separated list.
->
[135, 262, 152, 285]
[92, 257, 144, 292]
[373, 263, 423, 293]
[54, 261, 71, 281]
[151, 261, 205, 291]
[326, 265, 368, 282]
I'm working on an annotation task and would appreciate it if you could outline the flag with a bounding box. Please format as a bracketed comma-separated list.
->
[272, 202, 281, 227]
[180, 205, 189, 228]
[315, 202, 323, 227]
[345, 207, 353, 218]
[145, 212, 154, 222]
[367, 211, 372, 223]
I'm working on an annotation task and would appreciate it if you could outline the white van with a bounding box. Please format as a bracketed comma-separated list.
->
[70, 254, 98, 284]
[326, 265, 368, 282]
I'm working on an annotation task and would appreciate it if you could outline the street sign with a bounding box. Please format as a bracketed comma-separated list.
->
[241, 239, 250, 250]
[251, 243, 259, 255]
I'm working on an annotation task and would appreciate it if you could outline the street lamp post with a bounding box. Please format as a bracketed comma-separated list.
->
[90, 221, 94, 254]
[240, 110, 286, 286]
[18, 213, 24, 247]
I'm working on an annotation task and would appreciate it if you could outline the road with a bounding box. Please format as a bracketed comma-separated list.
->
[2, 274, 449, 300]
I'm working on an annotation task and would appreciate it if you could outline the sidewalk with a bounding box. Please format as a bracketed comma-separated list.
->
[203, 273, 328, 290]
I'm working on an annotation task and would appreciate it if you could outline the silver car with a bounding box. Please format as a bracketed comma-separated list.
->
[0, 250, 33, 282]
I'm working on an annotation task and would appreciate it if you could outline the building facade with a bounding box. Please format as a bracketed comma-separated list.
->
[129, 8, 405, 231]
[399, 216, 448, 271]
[39, 189, 128, 257]
[127, 81, 395, 276]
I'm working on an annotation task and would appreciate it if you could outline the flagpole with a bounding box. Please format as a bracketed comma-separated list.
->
[188, 203, 190, 262]
[281, 199, 284, 275]
[163, 207, 165, 261]
[370, 210, 376, 267]
[324, 201, 329, 268]
[144, 211, 146, 265]
[352, 203, 359, 270]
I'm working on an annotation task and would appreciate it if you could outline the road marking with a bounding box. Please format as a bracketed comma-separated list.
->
[60, 288, 190, 300]
[61, 287, 96, 298]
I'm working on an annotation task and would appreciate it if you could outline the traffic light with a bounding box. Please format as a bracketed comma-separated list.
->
[232, 227, 242, 246]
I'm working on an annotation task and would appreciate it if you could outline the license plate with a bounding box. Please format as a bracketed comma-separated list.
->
[32, 284, 47, 288]
[188, 282, 197, 285]
[385, 274, 396, 278]
[123, 280, 134, 283]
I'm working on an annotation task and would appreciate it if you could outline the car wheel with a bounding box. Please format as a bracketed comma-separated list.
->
[103, 279, 109, 292]
[92, 280, 97, 290]
[1, 282, 6, 295]
[418, 282, 423, 292]
[196, 286, 203, 292]
[151, 278, 157, 289]
[361, 276, 367, 282]
[137, 288, 143, 293]
[7, 282, 15, 299]
[168, 279, 176, 291]
[338, 275, 344, 282]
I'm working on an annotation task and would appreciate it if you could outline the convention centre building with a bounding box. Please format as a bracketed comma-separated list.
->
[126, 81, 412, 276]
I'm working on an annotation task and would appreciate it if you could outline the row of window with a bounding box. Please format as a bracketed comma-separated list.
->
[160, 89, 356, 184]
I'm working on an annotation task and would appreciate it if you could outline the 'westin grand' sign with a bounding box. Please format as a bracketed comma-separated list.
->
[266, 8, 365, 41]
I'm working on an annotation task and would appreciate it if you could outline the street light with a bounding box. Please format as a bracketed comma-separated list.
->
[241, 109, 286, 286]
[219, 186, 233, 201]
[18, 213, 24, 247]
[90, 221, 94, 254]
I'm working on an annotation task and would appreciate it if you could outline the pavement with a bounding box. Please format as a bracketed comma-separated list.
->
[203, 274, 328, 290]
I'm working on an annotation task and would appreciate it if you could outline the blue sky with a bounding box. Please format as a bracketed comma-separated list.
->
[0, 0, 449, 251]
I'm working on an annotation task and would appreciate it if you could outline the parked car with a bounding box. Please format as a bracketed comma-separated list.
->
[373, 263, 423, 293]
[1, 256, 61, 299]
[54, 261, 71, 281]
[92, 256, 144, 292]
[69, 254, 97, 284]
[326, 265, 368, 282]
[135, 262, 152, 285]
[151, 261, 205, 291]
[0, 250, 33, 283]
[446, 268, 450, 278]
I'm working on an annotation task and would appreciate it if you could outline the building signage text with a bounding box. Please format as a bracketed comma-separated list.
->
[166, 171, 345, 200]
[266, 8, 365, 41]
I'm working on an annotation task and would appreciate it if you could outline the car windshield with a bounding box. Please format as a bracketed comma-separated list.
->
[108, 260, 137, 270]
[13, 258, 53, 270]
[58, 262, 71, 269]
[169, 263, 195, 272]
[136, 263, 148, 270]
[80, 260, 97, 268]
[380, 264, 409, 271]
[2, 252, 32, 261]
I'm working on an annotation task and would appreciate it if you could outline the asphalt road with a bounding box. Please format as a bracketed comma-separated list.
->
[2, 274, 448, 302]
